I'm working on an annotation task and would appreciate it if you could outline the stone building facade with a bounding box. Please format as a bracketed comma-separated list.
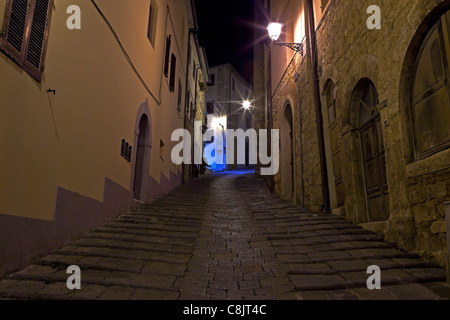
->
[255, 0, 450, 267]
[207, 64, 253, 170]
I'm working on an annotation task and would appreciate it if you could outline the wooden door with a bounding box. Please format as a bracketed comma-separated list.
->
[360, 116, 389, 221]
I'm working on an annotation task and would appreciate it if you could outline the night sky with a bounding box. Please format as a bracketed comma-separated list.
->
[194, 0, 255, 84]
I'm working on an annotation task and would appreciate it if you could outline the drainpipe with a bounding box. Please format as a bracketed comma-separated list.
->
[306, 0, 330, 214]
[445, 201, 450, 282]
[182, 35, 192, 185]
[267, 2, 275, 193]
[299, 96, 305, 206]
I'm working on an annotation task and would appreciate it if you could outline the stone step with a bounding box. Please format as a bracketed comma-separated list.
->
[101, 221, 199, 234]
[266, 228, 373, 241]
[93, 226, 197, 240]
[117, 215, 202, 227]
[37, 254, 188, 277]
[287, 258, 439, 275]
[270, 233, 384, 247]
[9, 264, 179, 292]
[70, 237, 194, 254]
[257, 217, 348, 226]
[277, 249, 421, 264]
[55, 244, 192, 263]
[274, 241, 396, 254]
[126, 210, 204, 222]
[0, 278, 180, 300]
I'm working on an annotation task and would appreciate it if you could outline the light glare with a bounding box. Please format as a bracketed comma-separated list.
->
[267, 22, 282, 41]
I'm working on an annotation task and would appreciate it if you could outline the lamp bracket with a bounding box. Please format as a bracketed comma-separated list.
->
[274, 42, 303, 55]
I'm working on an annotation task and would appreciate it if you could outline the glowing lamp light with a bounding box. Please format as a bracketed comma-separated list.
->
[243, 100, 251, 110]
[267, 21, 303, 54]
[267, 22, 283, 42]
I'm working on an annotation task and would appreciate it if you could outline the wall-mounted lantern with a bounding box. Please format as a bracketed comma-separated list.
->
[267, 22, 303, 55]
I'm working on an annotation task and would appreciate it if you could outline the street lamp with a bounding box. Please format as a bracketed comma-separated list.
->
[243, 100, 251, 110]
[267, 22, 303, 54]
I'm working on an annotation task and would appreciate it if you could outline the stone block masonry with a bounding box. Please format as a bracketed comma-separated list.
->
[268, 0, 450, 267]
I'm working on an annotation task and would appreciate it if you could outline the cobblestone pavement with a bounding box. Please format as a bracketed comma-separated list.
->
[1, 172, 449, 300]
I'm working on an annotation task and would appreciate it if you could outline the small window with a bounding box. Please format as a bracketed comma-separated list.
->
[209, 74, 215, 86]
[177, 79, 182, 116]
[193, 62, 196, 78]
[147, 0, 158, 48]
[411, 11, 450, 158]
[160, 140, 165, 159]
[1, 0, 53, 82]
[232, 78, 235, 91]
[185, 89, 190, 114]
[164, 35, 171, 77]
[169, 53, 176, 92]
[207, 102, 215, 114]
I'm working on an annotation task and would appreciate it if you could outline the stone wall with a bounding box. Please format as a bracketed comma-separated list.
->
[269, 0, 450, 265]
[272, 50, 324, 212]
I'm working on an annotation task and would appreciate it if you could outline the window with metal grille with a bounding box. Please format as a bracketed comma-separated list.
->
[1, 0, 53, 82]
[169, 53, 176, 92]
[411, 11, 450, 158]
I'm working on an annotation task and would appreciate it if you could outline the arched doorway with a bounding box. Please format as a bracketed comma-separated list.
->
[281, 104, 294, 201]
[133, 115, 151, 201]
[354, 79, 389, 221]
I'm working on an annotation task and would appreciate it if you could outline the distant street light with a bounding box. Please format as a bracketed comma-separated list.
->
[267, 22, 303, 54]
[243, 100, 251, 110]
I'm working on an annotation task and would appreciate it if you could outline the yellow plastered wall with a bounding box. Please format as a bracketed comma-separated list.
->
[0, 0, 187, 220]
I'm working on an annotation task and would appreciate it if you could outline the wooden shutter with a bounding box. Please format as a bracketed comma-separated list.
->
[1, 0, 52, 81]
[24, 0, 52, 81]
[164, 35, 171, 77]
[169, 53, 176, 92]
[1, 0, 31, 66]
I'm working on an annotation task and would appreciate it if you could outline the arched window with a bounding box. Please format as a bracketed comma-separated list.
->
[358, 81, 379, 127]
[411, 11, 450, 158]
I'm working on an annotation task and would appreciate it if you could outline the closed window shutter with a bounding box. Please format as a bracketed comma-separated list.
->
[24, 0, 51, 76]
[1, 0, 52, 81]
[164, 35, 171, 77]
[2, 0, 30, 65]
[169, 53, 176, 92]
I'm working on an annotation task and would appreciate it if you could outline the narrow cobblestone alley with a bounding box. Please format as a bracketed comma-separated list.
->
[1, 172, 449, 300]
